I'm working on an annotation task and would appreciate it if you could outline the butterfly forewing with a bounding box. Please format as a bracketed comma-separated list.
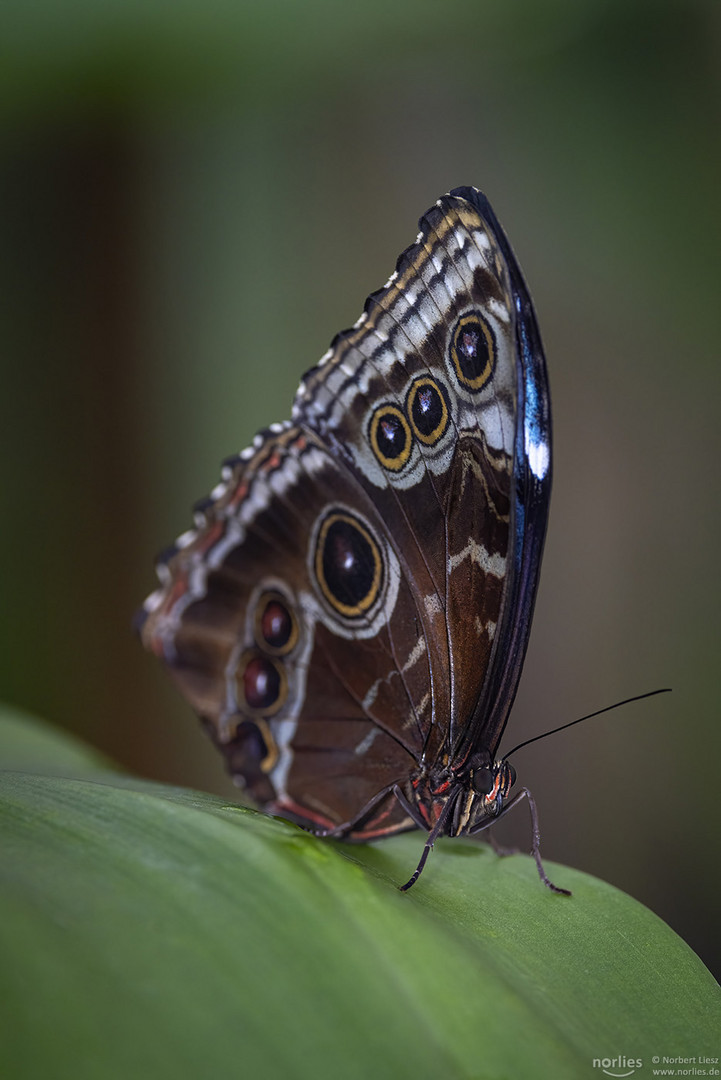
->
[293, 191, 525, 759]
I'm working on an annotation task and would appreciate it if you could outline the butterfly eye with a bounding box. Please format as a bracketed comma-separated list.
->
[507, 763, 517, 787]
[472, 767, 494, 795]
[449, 311, 496, 392]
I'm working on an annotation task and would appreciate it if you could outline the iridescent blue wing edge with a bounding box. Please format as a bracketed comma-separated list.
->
[450, 186, 552, 760]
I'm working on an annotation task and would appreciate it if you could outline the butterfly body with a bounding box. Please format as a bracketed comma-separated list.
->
[139, 187, 566, 892]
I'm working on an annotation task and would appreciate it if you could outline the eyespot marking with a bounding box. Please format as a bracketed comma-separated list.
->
[233, 716, 279, 774]
[406, 377, 449, 446]
[238, 651, 287, 716]
[255, 594, 298, 655]
[450, 312, 495, 391]
[369, 404, 412, 472]
[314, 511, 383, 618]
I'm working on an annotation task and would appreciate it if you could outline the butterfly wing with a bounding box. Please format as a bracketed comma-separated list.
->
[139, 425, 431, 837]
[448, 188, 551, 766]
[293, 187, 550, 769]
[139, 187, 550, 836]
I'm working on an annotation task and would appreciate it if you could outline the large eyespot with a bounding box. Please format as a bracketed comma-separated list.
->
[237, 650, 287, 716]
[314, 510, 383, 618]
[255, 593, 298, 656]
[406, 377, 449, 446]
[369, 404, 412, 471]
[450, 312, 495, 391]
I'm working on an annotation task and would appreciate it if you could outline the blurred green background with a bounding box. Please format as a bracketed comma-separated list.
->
[1, 0, 719, 978]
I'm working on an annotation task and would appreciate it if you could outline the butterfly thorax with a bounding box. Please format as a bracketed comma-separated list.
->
[409, 758, 516, 837]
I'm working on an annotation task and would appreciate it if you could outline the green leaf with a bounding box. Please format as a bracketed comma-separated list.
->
[0, 704, 116, 776]
[1, 710, 718, 1080]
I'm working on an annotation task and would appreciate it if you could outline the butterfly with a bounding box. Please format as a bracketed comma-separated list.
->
[138, 186, 569, 895]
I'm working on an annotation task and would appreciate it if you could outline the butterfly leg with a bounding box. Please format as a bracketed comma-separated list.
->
[307, 783, 461, 894]
[398, 790, 460, 893]
[486, 828, 518, 858]
[391, 783, 430, 831]
[312, 782, 423, 840]
[470, 787, 571, 896]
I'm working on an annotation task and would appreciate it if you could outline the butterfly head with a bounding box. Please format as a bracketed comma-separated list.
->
[449, 758, 516, 835]
[472, 759, 516, 802]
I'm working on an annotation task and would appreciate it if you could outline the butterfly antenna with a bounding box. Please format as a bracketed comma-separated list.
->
[503, 688, 671, 760]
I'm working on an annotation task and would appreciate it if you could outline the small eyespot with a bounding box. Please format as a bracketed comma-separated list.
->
[314, 510, 383, 618]
[369, 404, 412, 471]
[232, 716, 279, 774]
[238, 651, 287, 716]
[255, 594, 298, 655]
[450, 312, 495, 391]
[406, 377, 449, 446]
